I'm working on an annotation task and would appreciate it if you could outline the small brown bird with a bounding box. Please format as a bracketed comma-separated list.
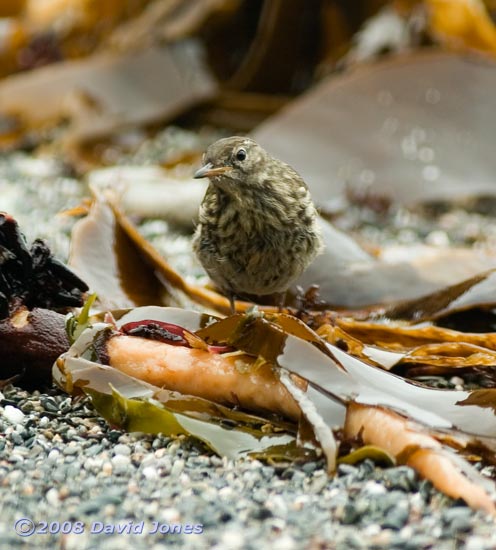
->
[193, 137, 323, 312]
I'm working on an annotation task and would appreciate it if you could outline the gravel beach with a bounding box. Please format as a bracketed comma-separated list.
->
[1, 385, 496, 550]
[2, 138, 496, 550]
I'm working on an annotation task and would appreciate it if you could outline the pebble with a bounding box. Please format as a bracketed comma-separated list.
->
[3, 380, 486, 550]
[142, 466, 159, 481]
[2, 140, 496, 548]
[171, 458, 185, 477]
[47, 449, 60, 463]
[363, 480, 387, 496]
[442, 507, 473, 535]
[382, 503, 409, 530]
[113, 444, 132, 456]
[220, 530, 245, 549]
[111, 454, 131, 474]
[273, 535, 296, 550]
[9, 432, 24, 445]
[39, 416, 50, 428]
[63, 444, 79, 456]
[3, 405, 25, 425]
[46, 488, 60, 507]
[41, 397, 59, 412]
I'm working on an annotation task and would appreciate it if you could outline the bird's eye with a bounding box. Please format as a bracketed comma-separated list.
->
[235, 148, 247, 161]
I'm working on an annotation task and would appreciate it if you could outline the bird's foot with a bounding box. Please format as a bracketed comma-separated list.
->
[228, 293, 236, 315]
[294, 284, 325, 313]
[276, 291, 287, 313]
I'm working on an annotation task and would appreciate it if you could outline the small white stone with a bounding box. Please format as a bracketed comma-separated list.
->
[3, 405, 25, 425]
[426, 230, 449, 247]
[64, 533, 89, 550]
[143, 501, 159, 517]
[7, 470, 22, 483]
[466, 537, 488, 550]
[47, 449, 60, 463]
[399, 525, 413, 539]
[431, 526, 442, 538]
[363, 524, 381, 537]
[111, 454, 131, 473]
[265, 495, 287, 517]
[142, 466, 158, 480]
[9, 453, 24, 463]
[39, 416, 50, 428]
[45, 488, 60, 507]
[218, 486, 233, 499]
[15, 157, 61, 178]
[291, 495, 310, 510]
[363, 480, 387, 496]
[273, 535, 295, 550]
[179, 473, 190, 486]
[154, 448, 166, 459]
[113, 444, 131, 456]
[170, 458, 184, 477]
[221, 530, 244, 550]
[160, 508, 180, 523]
[84, 458, 99, 472]
[142, 454, 158, 466]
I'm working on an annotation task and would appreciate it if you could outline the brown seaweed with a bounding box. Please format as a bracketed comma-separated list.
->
[76, 174, 496, 312]
[386, 269, 496, 328]
[254, 51, 496, 207]
[197, 313, 496, 440]
[54, 306, 496, 513]
[426, 0, 496, 55]
[0, 212, 88, 384]
[54, 322, 304, 462]
[0, 307, 68, 385]
[69, 196, 170, 309]
[0, 213, 88, 318]
[69, 188, 279, 314]
[0, 44, 216, 152]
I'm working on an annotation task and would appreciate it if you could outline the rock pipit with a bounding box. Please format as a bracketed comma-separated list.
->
[193, 137, 323, 312]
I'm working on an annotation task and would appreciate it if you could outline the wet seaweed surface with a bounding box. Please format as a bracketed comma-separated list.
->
[2, 3, 496, 546]
[4, 135, 496, 547]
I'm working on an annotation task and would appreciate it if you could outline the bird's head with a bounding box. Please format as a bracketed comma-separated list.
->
[194, 137, 268, 189]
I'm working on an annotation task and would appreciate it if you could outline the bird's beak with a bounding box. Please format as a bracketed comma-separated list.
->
[194, 163, 231, 179]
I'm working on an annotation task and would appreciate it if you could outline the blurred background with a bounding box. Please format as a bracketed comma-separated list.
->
[1, 0, 495, 159]
[1, 0, 496, 306]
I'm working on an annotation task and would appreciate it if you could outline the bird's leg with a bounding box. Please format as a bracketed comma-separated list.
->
[228, 292, 236, 315]
[294, 285, 305, 311]
[294, 284, 323, 313]
[276, 291, 286, 313]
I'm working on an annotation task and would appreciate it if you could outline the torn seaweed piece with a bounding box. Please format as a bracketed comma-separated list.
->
[385, 270, 496, 328]
[0, 213, 88, 318]
[197, 313, 496, 439]
[53, 325, 300, 461]
[66, 293, 97, 344]
[121, 320, 191, 346]
[338, 445, 395, 468]
[280, 369, 338, 473]
[89, 385, 297, 462]
[1, 307, 68, 386]
[54, 307, 496, 512]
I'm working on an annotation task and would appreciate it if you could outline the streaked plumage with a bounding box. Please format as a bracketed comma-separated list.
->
[193, 137, 323, 311]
